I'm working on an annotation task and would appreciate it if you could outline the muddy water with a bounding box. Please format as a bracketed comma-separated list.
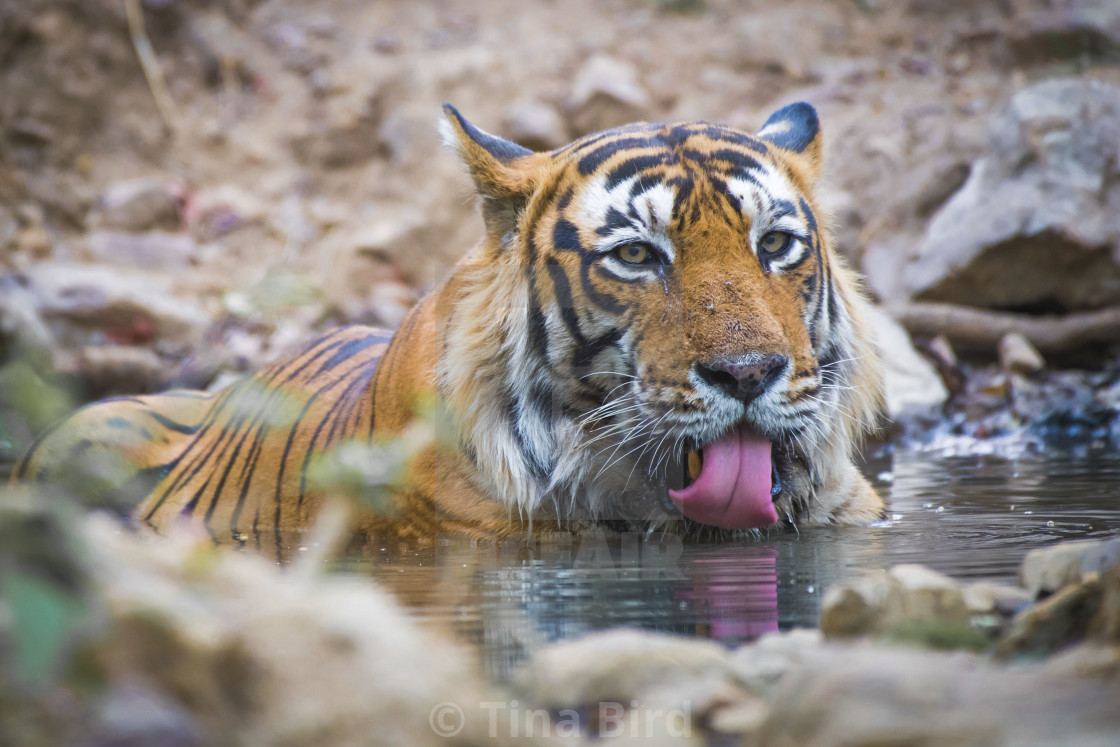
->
[340, 450, 1120, 680]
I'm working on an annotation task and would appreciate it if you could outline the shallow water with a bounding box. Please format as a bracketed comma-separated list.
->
[338, 450, 1120, 680]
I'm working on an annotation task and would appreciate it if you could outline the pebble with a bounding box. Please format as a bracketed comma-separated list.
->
[87, 177, 184, 233]
[86, 231, 197, 270]
[998, 332, 1045, 376]
[820, 564, 969, 638]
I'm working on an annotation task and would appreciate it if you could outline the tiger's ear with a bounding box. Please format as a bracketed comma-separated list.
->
[441, 105, 548, 239]
[758, 102, 822, 181]
[441, 103, 546, 196]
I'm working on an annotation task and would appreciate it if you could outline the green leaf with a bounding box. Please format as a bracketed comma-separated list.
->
[1, 569, 89, 687]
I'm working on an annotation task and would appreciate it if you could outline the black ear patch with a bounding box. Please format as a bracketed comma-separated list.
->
[442, 104, 533, 162]
[758, 102, 820, 154]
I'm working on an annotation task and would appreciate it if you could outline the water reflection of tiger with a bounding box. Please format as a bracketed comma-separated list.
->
[15, 102, 885, 545]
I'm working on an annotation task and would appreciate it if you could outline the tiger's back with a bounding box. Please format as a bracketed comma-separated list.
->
[14, 326, 394, 546]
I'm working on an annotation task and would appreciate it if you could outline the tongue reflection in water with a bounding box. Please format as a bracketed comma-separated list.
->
[668, 425, 778, 530]
[675, 544, 779, 640]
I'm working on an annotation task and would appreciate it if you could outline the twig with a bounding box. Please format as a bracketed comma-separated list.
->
[888, 301, 1120, 354]
[125, 0, 179, 132]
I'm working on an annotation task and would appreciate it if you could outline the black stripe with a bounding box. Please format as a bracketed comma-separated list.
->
[142, 385, 244, 521]
[595, 207, 634, 237]
[273, 390, 324, 553]
[574, 328, 623, 369]
[605, 153, 674, 190]
[772, 199, 796, 220]
[577, 136, 657, 174]
[527, 272, 550, 361]
[691, 125, 770, 155]
[229, 413, 272, 539]
[580, 257, 628, 312]
[146, 410, 202, 435]
[369, 310, 423, 442]
[685, 148, 763, 175]
[545, 259, 587, 345]
[553, 217, 585, 254]
[298, 365, 377, 509]
[201, 382, 286, 529]
[313, 334, 384, 377]
[271, 332, 355, 385]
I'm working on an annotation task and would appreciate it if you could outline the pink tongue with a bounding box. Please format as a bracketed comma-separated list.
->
[668, 426, 777, 529]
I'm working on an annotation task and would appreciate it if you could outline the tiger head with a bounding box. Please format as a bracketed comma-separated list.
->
[437, 103, 885, 533]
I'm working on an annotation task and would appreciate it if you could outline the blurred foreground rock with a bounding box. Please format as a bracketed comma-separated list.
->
[517, 625, 1120, 747]
[0, 494, 523, 747]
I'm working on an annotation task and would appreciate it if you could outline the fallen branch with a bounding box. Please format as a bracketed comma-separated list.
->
[886, 301, 1120, 354]
[125, 0, 179, 132]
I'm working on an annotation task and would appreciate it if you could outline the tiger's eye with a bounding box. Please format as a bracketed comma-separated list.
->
[615, 242, 650, 264]
[758, 231, 792, 256]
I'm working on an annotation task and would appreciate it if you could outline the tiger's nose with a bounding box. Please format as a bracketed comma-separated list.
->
[695, 353, 789, 403]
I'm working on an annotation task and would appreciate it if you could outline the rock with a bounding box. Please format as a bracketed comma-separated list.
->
[567, 54, 651, 135]
[61, 344, 168, 395]
[0, 504, 519, 747]
[184, 185, 267, 242]
[867, 305, 948, 418]
[86, 231, 197, 270]
[999, 332, 1045, 375]
[904, 79, 1120, 311]
[0, 204, 18, 250]
[1020, 538, 1120, 599]
[91, 683, 201, 747]
[514, 628, 729, 708]
[753, 644, 1120, 747]
[820, 564, 969, 638]
[362, 281, 414, 329]
[19, 263, 210, 346]
[1008, 0, 1120, 66]
[1042, 642, 1120, 680]
[347, 207, 428, 262]
[995, 573, 1104, 658]
[377, 109, 433, 164]
[1090, 564, 1120, 643]
[962, 581, 1033, 617]
[0, 273, 54, 358]
[502, 99, 569, 151]
[728, 629, 823, 698]
[87, 177, 184, 232]
[290, 71, 389, 168]
[921, 333, 967, 397]
[514, 629, 763, 741]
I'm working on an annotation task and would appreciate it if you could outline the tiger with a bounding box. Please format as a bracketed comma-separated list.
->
[13, 102, 886, 547]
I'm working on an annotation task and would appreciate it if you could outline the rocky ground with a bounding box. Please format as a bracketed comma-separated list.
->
[2, 0, 1120, 460]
